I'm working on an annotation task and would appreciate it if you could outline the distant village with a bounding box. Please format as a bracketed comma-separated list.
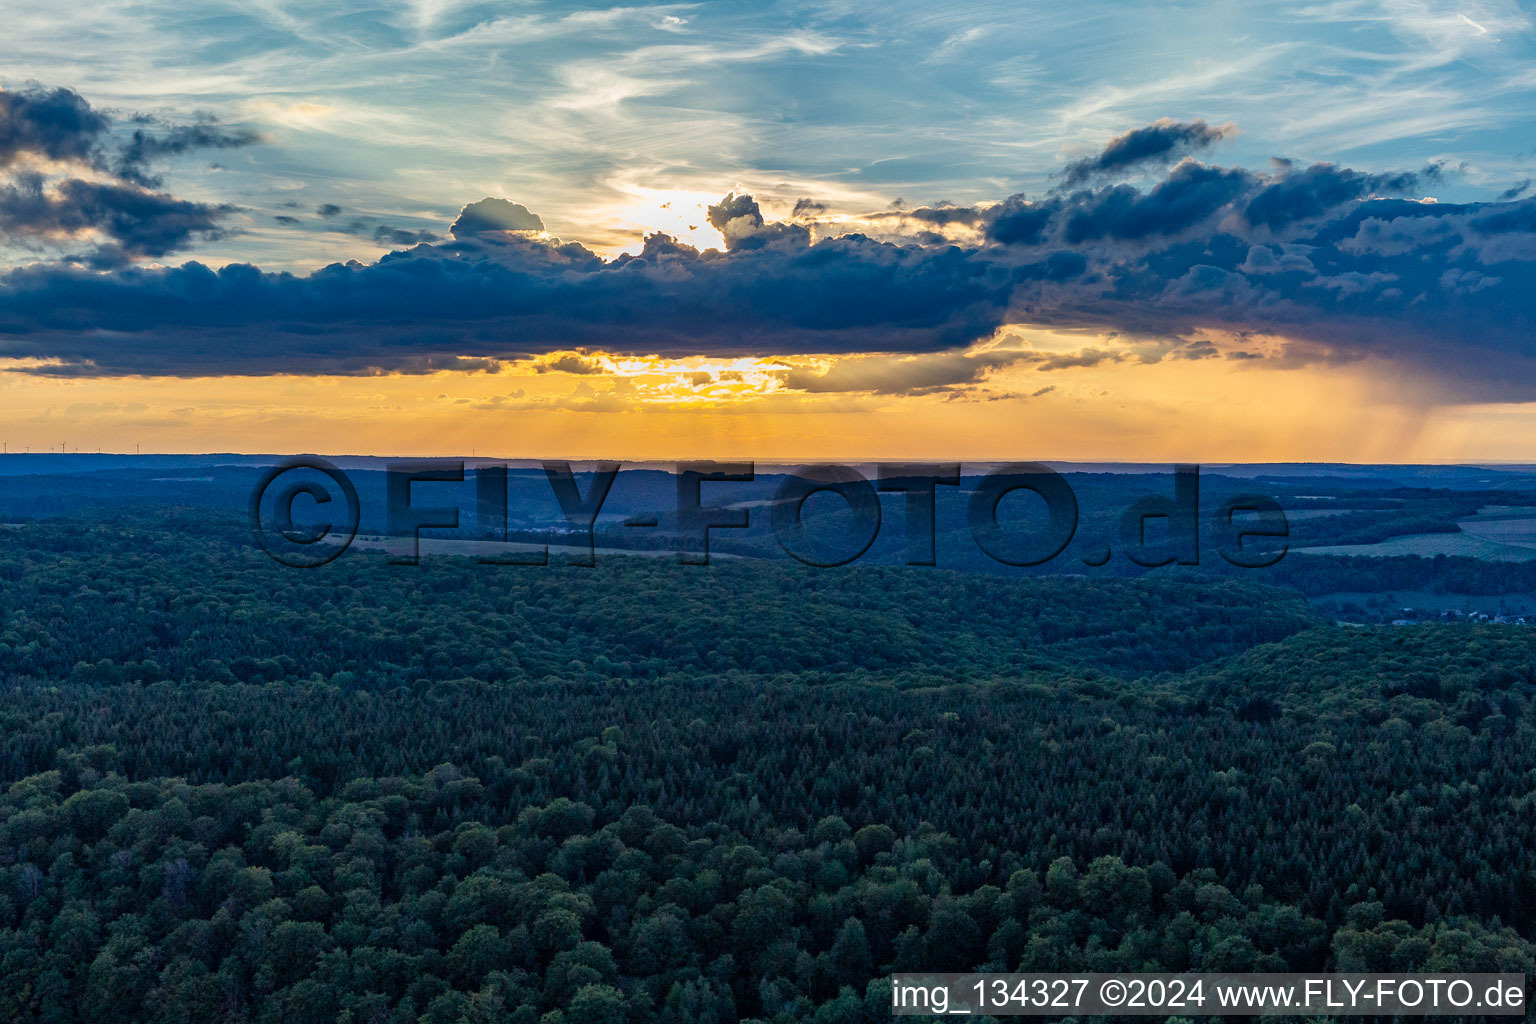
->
[1322, 596, 1536, 626]
[1387, 608, 1534, 627]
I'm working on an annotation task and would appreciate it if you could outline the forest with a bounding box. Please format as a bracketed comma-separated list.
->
[0, 513, 1534, 1022]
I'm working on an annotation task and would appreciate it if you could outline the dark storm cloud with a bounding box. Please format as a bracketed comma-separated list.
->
[316, 203, 343, 218]
[0, 83, 257, 183]
[994, 186, 1536, 399]
[988, 161, 1415, 249]
[968, 158, 1536, 398]
[4, 114, 1536, 399]
[1060, 118, 1235, 187]
[1243, 163, 1431, 231]
[0, 224, 1011, 376]
[0, 84, 253, 264]
[987, 196, 1053, 245]
[0, 85, 109, 168]
[1063, 164, 1251, 242]
[0, 173, 231, 263]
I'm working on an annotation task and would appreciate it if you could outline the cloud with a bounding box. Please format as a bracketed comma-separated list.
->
[706, 192, 809, 249]
[372, 225, 440, 246]
[318, 214, 441, 248]
[985, 159, 1358, 248]
[0, 84, 252, 265]
[316, 203, 343, 218]
[1, 84, 257, 184]
[0, 173, 232, 264]
[969, 160, 1536, 397]
[987, 196, 1052, 245]
[1064, 164, 1251, 242]
[1239, 243, 1315, 273]
[0, 213, 1011, 375]
[1497, 179, 1531, 202]
[1439, 268, 1500, 295]
[868, 202, 988, 230]
[114, 121, 261, 186]
[1303, 270, 1399, 295]
[1061, 118, 1235, 187]
[0, 85, 109, 168]
[3, 117, 1536, 399]
[1036, 348, 1123, 371]
[536, 352, 606, 375]
[1244, 163, 1430, 231]
[451, 197, 544, 237]
[1169, 339, 1219, 360]
[779, 350, 1027, 395]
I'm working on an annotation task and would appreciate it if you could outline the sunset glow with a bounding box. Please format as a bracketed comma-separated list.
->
[2, 0, 1535, 460]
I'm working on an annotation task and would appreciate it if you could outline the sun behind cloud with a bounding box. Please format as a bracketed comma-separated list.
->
[597, 184, 728, 254]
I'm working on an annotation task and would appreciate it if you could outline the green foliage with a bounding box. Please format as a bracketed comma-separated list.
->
[0, 521, 1532, 1022]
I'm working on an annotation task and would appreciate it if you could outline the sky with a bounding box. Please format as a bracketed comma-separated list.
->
[2, 0, 1536, 460]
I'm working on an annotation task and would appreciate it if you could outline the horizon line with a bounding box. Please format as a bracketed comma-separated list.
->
[1, 451, 1535, 470]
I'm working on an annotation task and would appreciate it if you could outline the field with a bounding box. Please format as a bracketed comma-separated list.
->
[1459, 513, 1536, 548]
[1298, 511, 1536, 561]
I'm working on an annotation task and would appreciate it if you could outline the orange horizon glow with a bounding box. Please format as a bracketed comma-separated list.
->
[2, 337, 1534, 464]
